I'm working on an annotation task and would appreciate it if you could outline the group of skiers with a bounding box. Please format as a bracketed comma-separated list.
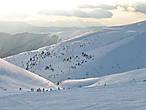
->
[19, 87, 62, 92]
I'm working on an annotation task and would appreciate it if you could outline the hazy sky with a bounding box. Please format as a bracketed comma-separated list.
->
[0, 0, 146, 27]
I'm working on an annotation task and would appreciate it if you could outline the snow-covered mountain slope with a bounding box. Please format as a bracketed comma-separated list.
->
[60, 68, 146, 89]
[0, 68, 146, 110]
[0, 32, 59, 58]
[5, 21, 146, 82]
[112, 20, 146, 32]
[0, 59, 58, 91]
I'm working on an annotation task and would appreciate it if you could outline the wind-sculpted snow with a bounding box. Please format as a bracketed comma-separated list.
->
[5, 21, 146, 83]
[0, 59, 58, 91]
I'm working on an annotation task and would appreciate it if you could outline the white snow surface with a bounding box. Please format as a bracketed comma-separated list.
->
[0, 59, 58, 91]
[0, 68, 146, 110]
[60, 68, 146, 89]
[5, 21, 146, 83]
[1, 21, 146, 110]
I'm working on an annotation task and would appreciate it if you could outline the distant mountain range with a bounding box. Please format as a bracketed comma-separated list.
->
[0, 21, 104, 34]
[0, 32, 59, 58]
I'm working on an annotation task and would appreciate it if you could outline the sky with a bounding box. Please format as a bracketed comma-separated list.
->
[0, 0, 146, 27]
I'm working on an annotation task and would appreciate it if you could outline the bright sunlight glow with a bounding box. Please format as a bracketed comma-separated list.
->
[0, 0, 78, 15]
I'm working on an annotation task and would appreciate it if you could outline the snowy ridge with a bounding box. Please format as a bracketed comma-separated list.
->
[0, 59, 58, 91]
[4, 21, 146, 83]
[60, 68, 146, 89]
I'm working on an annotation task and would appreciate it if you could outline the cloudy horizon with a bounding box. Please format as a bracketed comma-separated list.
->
[0, 0, 146, 27]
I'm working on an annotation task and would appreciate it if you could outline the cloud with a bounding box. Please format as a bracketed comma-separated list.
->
[135, 3, 146, 14]
[85, 9, 113, 19]
[78, 2, 146, 15]
[114, 2, 146, 14]
[38, 2, 146, 20]
[38, 9, 113, 19]
[79, 4, 116, 10]
[38, 10, 88, 18]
